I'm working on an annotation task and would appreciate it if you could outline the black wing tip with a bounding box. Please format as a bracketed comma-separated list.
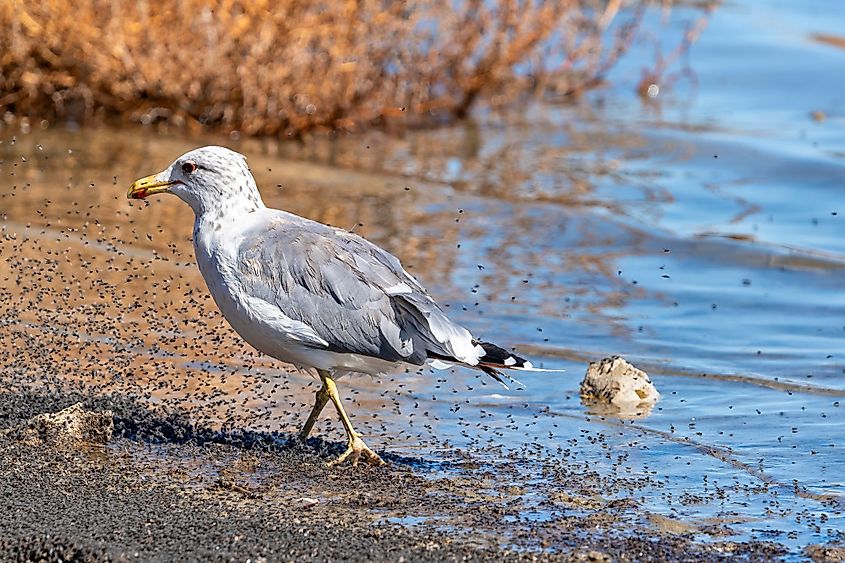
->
[426, 344, 527, 388]
[474, 339, 530, 369]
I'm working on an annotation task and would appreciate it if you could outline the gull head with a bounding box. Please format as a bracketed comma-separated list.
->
[127, 146, 264, 216]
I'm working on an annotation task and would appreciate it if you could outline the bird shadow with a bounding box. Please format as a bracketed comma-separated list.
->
[118, 414, 449, 470]
[114, 403, 442, 468]
[0, 386, 450, 471]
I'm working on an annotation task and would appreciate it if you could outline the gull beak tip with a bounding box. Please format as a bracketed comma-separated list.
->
[127, 183, 146, 200]
[127, 174, 175, 200]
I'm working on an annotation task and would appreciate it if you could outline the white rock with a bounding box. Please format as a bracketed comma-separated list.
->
[580, 356, 659, 412]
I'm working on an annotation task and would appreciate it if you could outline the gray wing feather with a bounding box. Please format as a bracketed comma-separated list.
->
[235, 213, 475, 365]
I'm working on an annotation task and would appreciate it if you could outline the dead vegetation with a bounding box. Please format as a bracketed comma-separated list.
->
[3, 0, 663, 136]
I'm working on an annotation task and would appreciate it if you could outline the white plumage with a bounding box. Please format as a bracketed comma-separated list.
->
[128, 146, 544, 466]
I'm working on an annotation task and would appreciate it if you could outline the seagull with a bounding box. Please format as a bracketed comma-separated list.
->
[128, 146, 550, 466]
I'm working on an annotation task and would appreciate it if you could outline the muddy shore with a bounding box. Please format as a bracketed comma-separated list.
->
[0, 384, 794, 562]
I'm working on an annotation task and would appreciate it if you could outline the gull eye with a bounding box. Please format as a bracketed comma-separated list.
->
[181, 161, 198, 174]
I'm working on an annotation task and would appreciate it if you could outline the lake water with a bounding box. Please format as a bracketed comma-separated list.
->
[1, 0, 843, 557]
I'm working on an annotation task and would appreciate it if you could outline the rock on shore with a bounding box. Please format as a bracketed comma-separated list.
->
[580, 356, 659, 413]
[5, 402, 113, 447]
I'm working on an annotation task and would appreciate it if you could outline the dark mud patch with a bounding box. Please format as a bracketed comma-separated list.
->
[0, 386, 788, 561]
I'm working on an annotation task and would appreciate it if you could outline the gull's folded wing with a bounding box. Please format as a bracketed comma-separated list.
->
[235, 212, 482, 366]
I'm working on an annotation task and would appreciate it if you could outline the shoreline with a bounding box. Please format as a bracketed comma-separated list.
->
[0, 385, 793, 562]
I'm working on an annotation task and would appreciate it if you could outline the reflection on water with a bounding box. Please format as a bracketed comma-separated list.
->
[582, 400, 658, 420]
[2, 0, 845, 555]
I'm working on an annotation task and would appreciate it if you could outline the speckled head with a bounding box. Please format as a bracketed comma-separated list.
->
[128, 146, 265, 217]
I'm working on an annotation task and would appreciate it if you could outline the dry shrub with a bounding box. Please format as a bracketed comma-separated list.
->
[1, 0, 648, 136]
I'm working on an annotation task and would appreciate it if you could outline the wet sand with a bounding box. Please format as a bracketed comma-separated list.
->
[0, 385, 786, 562]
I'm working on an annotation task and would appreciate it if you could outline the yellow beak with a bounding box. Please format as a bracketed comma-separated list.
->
[127, 174, 178, 200]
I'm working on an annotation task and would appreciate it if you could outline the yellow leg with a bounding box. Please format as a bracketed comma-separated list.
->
[297, 380, 330, 442]
[318, 370, 385, 467]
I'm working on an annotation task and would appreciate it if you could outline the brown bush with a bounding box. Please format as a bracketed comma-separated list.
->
[1, 0, 647, 136]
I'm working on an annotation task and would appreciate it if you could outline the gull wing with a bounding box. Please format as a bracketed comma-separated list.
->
[234, 212, 482, 366]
